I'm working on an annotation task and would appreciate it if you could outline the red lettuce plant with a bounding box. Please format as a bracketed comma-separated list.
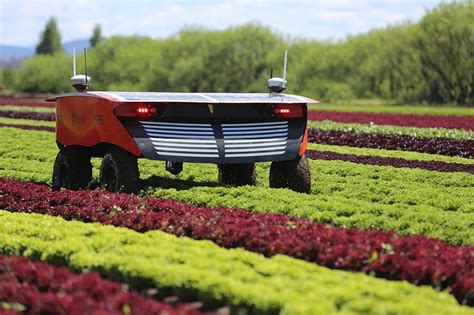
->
[0, 178, 472, 305]
[308, 110, 474, 131]
[0, 254, 204, 315]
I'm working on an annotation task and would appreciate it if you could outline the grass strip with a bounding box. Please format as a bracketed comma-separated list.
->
[0, 210, 471, 315]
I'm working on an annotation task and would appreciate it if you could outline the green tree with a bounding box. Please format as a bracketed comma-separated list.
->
[13, 54, 71, 93]
[90, 24, 103, 47]
[36, 17, 63, 55]
[413, 1, 473, 104]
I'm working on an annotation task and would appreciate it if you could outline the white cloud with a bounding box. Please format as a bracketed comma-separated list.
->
[0, 0, 442, 46]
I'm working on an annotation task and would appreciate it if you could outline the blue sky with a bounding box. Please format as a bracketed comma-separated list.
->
[0, 0, 443, 46]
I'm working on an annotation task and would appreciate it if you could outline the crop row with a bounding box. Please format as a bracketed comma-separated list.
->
[308, 129, 474, 158]
[0, 122, 54, 132]
[1, 113, 471, 165]
[1, 210, 471, 315]
[3, 109, 473, 140]
[307, 110, 474, 130]
[0, 98, 53, 107]
[4, 98, 473, 116]
[2, 177, 473, 304]
[2, 117, 473, 158]
[0, 105, 55, 113]
[307, 143, 474, 165]
[0, 254, 203, 315]
[306, 150, 474, 173]
[1, 127, 473, 245]
[307, 120, 474, 140]
[0, 120, 471, 173]
[3, 120, 472, 171]
[308, 103, 474, 116]
[0, 110, 55, 121]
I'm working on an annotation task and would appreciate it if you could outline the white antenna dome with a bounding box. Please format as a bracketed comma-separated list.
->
[70, 47, 91, 92]
[267, 77, 287, 93]
[267, 50, 288, 93]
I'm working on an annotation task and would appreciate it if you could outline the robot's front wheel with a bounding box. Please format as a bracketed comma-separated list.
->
[99, 147, 140, 194]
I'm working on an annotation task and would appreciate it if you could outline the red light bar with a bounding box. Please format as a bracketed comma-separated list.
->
[136, 106, 156, 116]
[274, 104, 303, 118]
[275, 108, 291, 114]
[115, 104, 158, 117]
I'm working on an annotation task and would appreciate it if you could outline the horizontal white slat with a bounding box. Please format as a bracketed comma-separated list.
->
[223, 128, 287, 136]
[146, 133, 215, 139]
[150, 137, 217, 144]
[224, 138, 287, 143]
[153, 146, 217, 153]
[224, 132, 287, 139]
[141, 121, 212, 127]
[142, 124, 213, 131]
[225, 151, 285, 157]
[225, 141, 287, 148]
[222, 124, 288, 131]
[221, 121, 287, 127]
[226, 146, 286, 153]
[156, 151, 219, 158]
[144, 128, 214, 135]
[152, 141, 217, 148]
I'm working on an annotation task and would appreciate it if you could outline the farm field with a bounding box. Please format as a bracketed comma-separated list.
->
[0, 98, 473, 314]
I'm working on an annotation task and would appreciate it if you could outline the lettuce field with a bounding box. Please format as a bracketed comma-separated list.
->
[0, 97, 473, 314]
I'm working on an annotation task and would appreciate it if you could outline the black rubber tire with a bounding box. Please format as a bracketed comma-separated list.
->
[269, 161, 288, 189]
[269, 155, 311, 193]
[52, 146, 92, 191]
[218, 163, 256, 186]
[99, 147, 140, 194]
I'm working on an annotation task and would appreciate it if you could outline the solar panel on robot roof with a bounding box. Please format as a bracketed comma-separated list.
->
[51, 91, 317, 104]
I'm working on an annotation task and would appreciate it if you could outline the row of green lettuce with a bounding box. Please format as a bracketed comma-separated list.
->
[0, 210, 470, 315]
[2, 114, 474, 140]
[1, 127, 472, 245]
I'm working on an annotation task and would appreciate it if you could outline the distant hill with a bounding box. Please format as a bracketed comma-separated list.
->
[0, 45, 35, 60]
[0, 39, 91, 68]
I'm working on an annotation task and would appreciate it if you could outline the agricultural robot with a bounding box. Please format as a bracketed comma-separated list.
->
[49, 49, 318, 194]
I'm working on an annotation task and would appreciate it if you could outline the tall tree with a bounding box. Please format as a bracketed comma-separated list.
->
[36, 17, 62, 55]
[90, 24, 103, 47]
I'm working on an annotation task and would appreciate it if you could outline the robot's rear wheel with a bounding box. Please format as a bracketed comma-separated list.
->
[218, 163, 256, 186]
[269, 155, 311, 193]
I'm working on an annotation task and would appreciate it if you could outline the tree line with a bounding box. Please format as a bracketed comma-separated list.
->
[1, 1, 472, 105]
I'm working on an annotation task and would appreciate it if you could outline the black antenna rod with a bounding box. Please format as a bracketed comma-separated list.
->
[84, 47, 88, 86]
